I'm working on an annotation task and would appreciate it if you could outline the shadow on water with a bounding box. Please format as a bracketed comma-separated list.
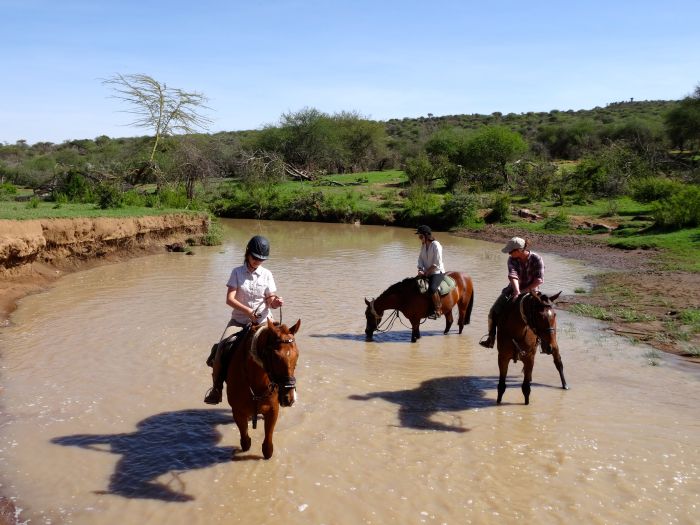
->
[311, 329, 451, 343]
[349, 376, 502, 433]
[51, 409, 234, 502]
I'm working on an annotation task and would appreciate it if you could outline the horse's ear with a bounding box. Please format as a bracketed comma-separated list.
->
[364, 297, 370, 305]
[267, 318, 277, 332]
[550, 291, 562, 302]
[289, 319, 301, 335]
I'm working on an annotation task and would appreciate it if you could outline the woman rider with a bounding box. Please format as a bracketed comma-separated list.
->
[204, 235, 284, 404]
[416, 225, 446, 317]
[479, 237, 544, 348]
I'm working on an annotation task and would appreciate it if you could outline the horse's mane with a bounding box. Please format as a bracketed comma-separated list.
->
[378, 277, 418, 299]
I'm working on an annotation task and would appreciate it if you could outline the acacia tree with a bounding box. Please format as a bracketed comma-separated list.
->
[102, 73, 212, 165]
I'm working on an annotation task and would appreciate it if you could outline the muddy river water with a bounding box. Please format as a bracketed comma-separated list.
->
[0, 219, 698, 524]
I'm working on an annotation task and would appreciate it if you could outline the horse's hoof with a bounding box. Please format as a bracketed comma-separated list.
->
[562, 385, 570, 390]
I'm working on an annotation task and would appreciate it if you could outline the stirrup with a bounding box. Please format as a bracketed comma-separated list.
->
[204, 387, 222, 405]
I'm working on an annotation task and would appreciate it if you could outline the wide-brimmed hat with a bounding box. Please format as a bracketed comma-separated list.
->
[501, 237, 526, 253]
[415, 225, 432, 236]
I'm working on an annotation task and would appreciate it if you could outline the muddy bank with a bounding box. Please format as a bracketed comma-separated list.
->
[0, 214, 209, 326]
[454, 225, 700, 362]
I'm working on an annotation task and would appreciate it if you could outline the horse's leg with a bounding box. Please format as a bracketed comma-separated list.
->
[497, 345, 510, 404]
[262, 405, 279, 459]
[552, 348, 569, 389]
[521, 352, 535, 405]
[444, 308, 453, 334]
[232, 410, 251, 455]
[411, 319, 421, 343]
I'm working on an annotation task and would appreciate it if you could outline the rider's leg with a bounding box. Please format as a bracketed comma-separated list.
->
[204, 320, 243, 405]
[428, 273, 444, 317]
[479, 293, 508, 348]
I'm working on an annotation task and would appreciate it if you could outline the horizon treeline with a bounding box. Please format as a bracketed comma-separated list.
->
[1, 93, 699, 227]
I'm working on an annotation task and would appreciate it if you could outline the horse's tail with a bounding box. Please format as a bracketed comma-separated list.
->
[465, 286, 474, 324]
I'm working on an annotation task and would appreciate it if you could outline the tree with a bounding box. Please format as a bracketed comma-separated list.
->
[665, 84, 700, 151]
[458, 126, 528, 188]
[102, 74, 212, 164]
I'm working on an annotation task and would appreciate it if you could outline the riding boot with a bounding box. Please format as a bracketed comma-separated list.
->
[204, 345, 226, 404]
[431, 291, 443, 317]
[479, 317, 496, 348]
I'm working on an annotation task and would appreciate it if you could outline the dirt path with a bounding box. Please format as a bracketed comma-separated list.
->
[454, 225, 700, 363]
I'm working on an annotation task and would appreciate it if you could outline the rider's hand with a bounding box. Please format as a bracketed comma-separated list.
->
[271, 296, 284, 308]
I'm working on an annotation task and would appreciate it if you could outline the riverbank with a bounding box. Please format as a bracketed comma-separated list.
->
[454, 225, 700, 362]
[0, 214, 209, 326]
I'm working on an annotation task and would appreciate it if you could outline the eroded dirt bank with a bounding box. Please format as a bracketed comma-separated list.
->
[0, 214, 209, 326]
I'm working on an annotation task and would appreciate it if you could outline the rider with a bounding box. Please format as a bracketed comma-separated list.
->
[415, 225, 445, 317]
[479, 237, 544, 349]
[204, 235, 284, 405]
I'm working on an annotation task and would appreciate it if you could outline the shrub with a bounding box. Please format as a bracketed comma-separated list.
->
[95, 182, 123, 209]
[652, 185, 700, 228]
[630, 177, 684, 203]
[441, 191, 480, 228]
[0, 182, 18, 200]
[122, 190, 147, 207]
[543, 210, 571, 230]
[201, 220, 223, 246]
[26, 197, 40, 208]
[484, 193, 512, 224]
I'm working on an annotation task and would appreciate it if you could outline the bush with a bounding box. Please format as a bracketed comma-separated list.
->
[122, 190, 148, 207]
[543, 210, 571, 230]
[95, 182, 123, 209]
[652, 185, 700, 229]
[0, 182, 18, 200]
[401, 185, 442, 222]
[484, 193, 512, 224]
[631, 177, 684, 203]
[441, 191, 480, 228]
[201, 220, 223, 246]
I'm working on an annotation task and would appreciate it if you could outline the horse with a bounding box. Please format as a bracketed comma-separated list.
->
[364, 271, 474, 343]
[495, 291, 567, 405]
[225, 318, 301, 459]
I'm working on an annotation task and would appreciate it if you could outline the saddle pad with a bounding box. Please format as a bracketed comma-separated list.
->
[418, 275, 456, 296]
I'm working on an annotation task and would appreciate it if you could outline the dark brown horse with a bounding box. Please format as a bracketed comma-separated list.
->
[225, 318, 301, 459]
[365, 271, 474, 343]
[496, 291, 567, 405]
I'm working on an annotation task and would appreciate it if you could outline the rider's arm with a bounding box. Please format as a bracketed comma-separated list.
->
[522, 277, 544, 294]
[226, 286, 258, 321]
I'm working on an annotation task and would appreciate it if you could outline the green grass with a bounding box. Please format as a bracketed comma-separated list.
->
[0, 201, 197, 220]
[568, 304, 614, 320]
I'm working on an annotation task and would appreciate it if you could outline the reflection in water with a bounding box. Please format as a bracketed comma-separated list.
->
[51, 409, 233, 502]
[0, 219, 698, 525]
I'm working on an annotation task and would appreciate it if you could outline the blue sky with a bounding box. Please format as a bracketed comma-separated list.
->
[1, 0, 698, 144]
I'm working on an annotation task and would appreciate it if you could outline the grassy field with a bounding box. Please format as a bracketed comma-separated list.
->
[0, 201, 198, 220]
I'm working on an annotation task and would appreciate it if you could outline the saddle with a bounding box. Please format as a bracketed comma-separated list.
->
[417, 275, 455, 296]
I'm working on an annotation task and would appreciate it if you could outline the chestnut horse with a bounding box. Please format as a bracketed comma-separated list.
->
[365, 271, 474, 343]
[496, 291, 567, 405]
[225, 318, 301, 459]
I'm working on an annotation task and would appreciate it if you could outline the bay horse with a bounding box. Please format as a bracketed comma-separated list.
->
[364, 271, 474, 343]
[496, 291, 567, 405]
[225, 318, 301, 459]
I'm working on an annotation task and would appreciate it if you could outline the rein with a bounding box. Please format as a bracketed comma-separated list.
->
[368, 300, 400, 333]
[246, 325, 297, 428]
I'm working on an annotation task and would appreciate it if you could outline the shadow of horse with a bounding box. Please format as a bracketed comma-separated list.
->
[51, 408, 234, 502]
[349, 376, 500, 433]
[311, 329, 451, 344]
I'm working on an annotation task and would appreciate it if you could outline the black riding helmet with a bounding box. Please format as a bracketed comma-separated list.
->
[246, 235, 270, 260]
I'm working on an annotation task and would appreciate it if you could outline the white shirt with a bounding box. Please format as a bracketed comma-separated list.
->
[226, 264, 277, 325]
[417, 240, 445, 275]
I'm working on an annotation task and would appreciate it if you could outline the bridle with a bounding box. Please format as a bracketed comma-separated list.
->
[366, 299, 400, 334]
[518, 293, 557, 354]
